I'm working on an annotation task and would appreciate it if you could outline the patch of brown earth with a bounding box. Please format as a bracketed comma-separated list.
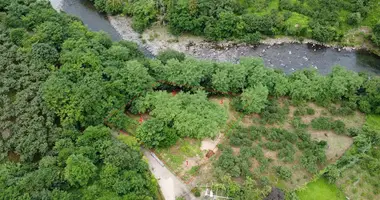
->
[310, 130, 353, 163]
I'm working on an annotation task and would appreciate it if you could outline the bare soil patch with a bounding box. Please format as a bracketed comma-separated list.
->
[310, 130, 353, 163]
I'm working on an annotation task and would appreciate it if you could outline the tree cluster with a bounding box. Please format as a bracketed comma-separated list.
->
[134, 91, 228, 148]
[0, 1, 159, 199]
[89, 0, 378, 44]
[0, 126, 159, 199]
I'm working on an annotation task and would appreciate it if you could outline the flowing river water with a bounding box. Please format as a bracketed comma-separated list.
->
[50, 0, 380, 75]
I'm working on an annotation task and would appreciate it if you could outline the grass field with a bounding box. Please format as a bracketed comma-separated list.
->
[366, 114, 380, 131]
[297, 178, 346, 200]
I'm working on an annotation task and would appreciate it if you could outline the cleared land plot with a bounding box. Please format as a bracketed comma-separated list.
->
[297, 178, 346, 200]
[205, 98, 365, 191]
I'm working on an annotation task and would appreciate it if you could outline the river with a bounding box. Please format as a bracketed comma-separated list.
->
[49, 0, 380, 75]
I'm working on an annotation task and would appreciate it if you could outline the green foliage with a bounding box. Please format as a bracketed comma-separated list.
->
[0, 2, 159, 199]
[237, 84, 269, 114]
[157, 49, 185, 64]
[372, 23, 380, 46]
[260, 99, 289, 124]
[347, 12, 362, 26]
[117, 134, 140, 151]
[294, 107, 315, 116]
[242, 32, 261, 44]
[130, 0, 157, 33]
[136, 118, 178, 148]
[275, 166, 292, 180]
[296, 178, 346, 200]
[32, 43, 59, 64]
[311, 117, 346, 134]
[292, 117, 308, 129]
[134, 91, 228, 139]
[366, 115, 380, 131]
[9, 28, 26, 45]
[89, 0, 378, 43]
[107, 109, 137, 131]
[64, 154, 97, 187]
[312, 25, 336, 43]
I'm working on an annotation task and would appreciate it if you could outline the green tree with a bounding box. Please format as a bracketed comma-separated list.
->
[157, 49, 186, 64]
[64, 154, 97, 187]
[238, 84, 269, 114]
[136, 118, 178, 148]
[372, 23, 380, 47]
[312, 25, 336, 43]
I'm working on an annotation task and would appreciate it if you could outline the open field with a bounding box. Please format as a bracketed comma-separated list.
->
[297, 178, 346, 200]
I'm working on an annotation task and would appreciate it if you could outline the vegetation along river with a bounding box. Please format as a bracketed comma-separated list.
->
[50, 0, 380, 75]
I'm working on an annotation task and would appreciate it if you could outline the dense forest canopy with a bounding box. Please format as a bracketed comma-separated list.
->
[0, 0, 380, 200]
[89, 0, 380, 45]
[0, 0, 159, 199]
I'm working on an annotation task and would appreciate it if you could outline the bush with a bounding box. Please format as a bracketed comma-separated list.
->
[306, 108, 315, 115]
[328, 105, 355, 116]
[347, 12, 361, 26]
[242, 32, 261, 45]
[191, 187, 201, 197]
[9, 28, 27, 45]
[157, 49, 186, 64]
[260, 100, 289, 124]
[312, 25, 336, 43]
[332, 120, 346, 134]
[311, 117, 346, 134]
[31, 43, 59, 64]
[311, 117, 333, 130]
[106, 109, 137, 131]
[372, 23, 380, 46]
[275, 166, 292, 180]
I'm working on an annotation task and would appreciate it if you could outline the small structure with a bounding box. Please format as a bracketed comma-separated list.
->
[205, 150, 215, 158]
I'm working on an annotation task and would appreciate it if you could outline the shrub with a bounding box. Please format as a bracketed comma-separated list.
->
[311, 117, 346, 134]
[117, 134, 140, 151]
[157, 49, 186, 64]
[306, 108, 315, 115]
[347, 12, 361, 26]
[312, 25, 336, 43]
[372, 23, 380, 46]
[292, 117, 308, 129]
[260, 100, 289, 124]
[242, 32, 261, 44]
[311, 117, 333, 130]
[106, 109, 137, 131]
[275, 166, 292, 180]
[332, 120, 346, 134]
[329, 105, 355, 116]
[10, 28, 27, 46]
[32, 43, 59, 64]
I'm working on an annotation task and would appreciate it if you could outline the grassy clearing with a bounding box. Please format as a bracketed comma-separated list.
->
[155, 138, 202, 176]
[366, 114, 380, 131]
[297, 178, 346, 200]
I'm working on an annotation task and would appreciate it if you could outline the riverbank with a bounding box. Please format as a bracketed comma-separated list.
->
[109, 15, 380, 75]
[108, 15, 380, 58]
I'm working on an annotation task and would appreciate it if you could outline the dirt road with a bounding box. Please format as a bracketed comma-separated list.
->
[143, 149, 198, 200]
